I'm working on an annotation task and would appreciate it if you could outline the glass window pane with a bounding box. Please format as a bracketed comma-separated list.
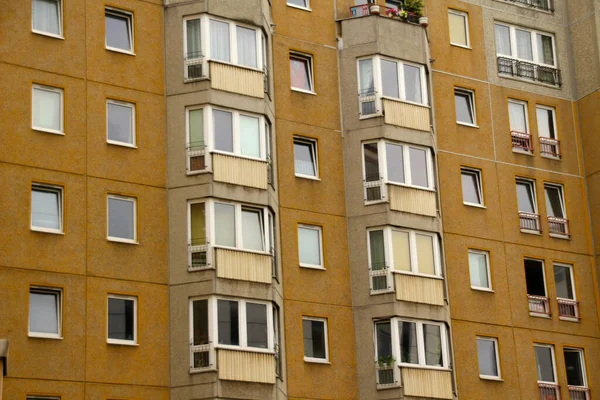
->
[242, 209, 264, 251]
[33, 88, 61, 131]
[516, 182, 535, 213]
[537, 34, 554, 65]
[214, 203, 236, 247]
[213, 110, 233, 153]
[469, 252, 489, 288]
[363, 143, 380, 181]
[409, 147, 428, 188]
[525, 259, 546, 296]
[32, 0, 60, 35]
[386, 143, 405, 184]
[416, 234, 435, 275]
[31, 188, 60, 230]
[477, 339, 498, 377]
[218, 300, 239, 346]
[294, 141, 316, 176]
[186, 18, 201, 57]
[189, 109, 204, 145]
[246, 303, 268, 348]
[376, 322, 392, 359]
[554, 265, 574, 300]
[369, 230, 385, 269]
[448, 12, 467, 46]
[192, 299, 209, 345]
[494, 24, 511, 56]
[290, 57, 311, 91]
[536, 107, 555, 139]
[210, 19, 230, 62]
[564, 350, 585, 386]
[381, 60, 400, 99]
[461, 171, 481, 204]
[105, 12, 131, 51]
[392, 230, 411, 272]
[303, 319, 326, 359]
[424, 324, 443, 367]
[534, 346, 555, 383]
[509, 102, 528, 133]
[190, 203, 206, 246]
[108, 197, 134, 240]
[455, 92, 474, 124]
[399, 321, 418, 364]
[237, 26, 257, 68]
[545, 186, 564, 218]
[288, 0, 308, 7]
[29, 291, 58, 334]
[108, 297, 134, 340]
[359, 58, 375, 93]
[107, 103, 133, 144]
[239, 115, 260, 158]
[516, 29, 533, 61]
[298, 226, 321, 266]
[403, 64, 423, 103]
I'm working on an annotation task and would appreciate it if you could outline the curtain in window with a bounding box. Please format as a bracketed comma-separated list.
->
[186, 19, 201, 58]
[423, 324, 442, 366]
[416, 234, 435, 275]
[237, 26, 257, 68]
[508, 102, 527, 133]
[29, 291, 58, 333]
[477, 339, 498, 376]
[409, 147, 428, 187]
[494, 25, 511, 56]
[469, 252, 489, 288]
[294, 141, 315, 176]
[246, 303, 268, 348]
[33, 88, 61, 131]
[298, 227, 321, 266]
[536, 107, 554, 138]
[399, 321, 418, 364]
[239, 115, 260, 158]
[108, 198, 134, 240]
[381, 60, 400, 99]
[386, 143, 405, 184]
[242, 209, 264, 251]
[448, 13, 467, 46]
[215, 203, 236, 247]
[189, 109, 204, 147]
[32, 0, 60, 35]
[290, 57, 311, 91]
[190, 203, 206, 246]
[536, 34, 554, 65]
[210, 20, 230, 62]
[515, 29, 533, 61]
[359, 59, 375, 93]
[213, 110, 233, 152]
[392, 230, 410, 272]
[403, 65, 422, 103]
[31, 189, 59, 229]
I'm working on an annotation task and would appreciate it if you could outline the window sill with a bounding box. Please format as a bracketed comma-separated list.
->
[107, 140, 138, 149]
[480, 376, 503, 382]
[450, 43, 472, 50]
[359, 113, 383, 120]
[529, 312, 551, 319]
[213, 245, 272, 257]
[370, 289, 395, 295]
[471, 287, 494, 293]
[392, 271, 443, 280]
[549, 233, 570, 240]
[387, 182, 436, 193]
[512, 148, 534, 156]
[106, 46, 136, 56]
[295, 174, 321, 181]
[190, 367, 218, 374]
[365, 200, 388, 206]
[559, 316, 580, 323]
[32, 30, 65, 40]
[456, 121, 479, 128]
[287, 4, 312, 12]
[520, 229, 542, 235]
[186, 169, 211, 176]
[541, 154, 561, 161]
[463, 202, 486, 209]
[399, 364, 451, 372]
[291, 88, 317, 96]
[304, 357, 330, 364]
[29, 333, 63, 340]
[33, 127, 65, 136]
[107, 340, 139, 346]
[300, 264, 326, 271]
[107, 237, 139, 245]
[31, 227, 64, 235]
[214, 345, 275, 355]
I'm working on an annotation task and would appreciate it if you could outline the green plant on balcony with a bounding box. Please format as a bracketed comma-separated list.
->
[377, 354, 395, 368]
[404, 0, 424, 17]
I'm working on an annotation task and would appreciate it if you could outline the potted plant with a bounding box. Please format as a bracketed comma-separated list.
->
[398, 9, 408, 21]
[369, 1, 381, 15]
[377, 354, 395, 368]
[385, 8, 399, 17]
[404, 0, 424, 17]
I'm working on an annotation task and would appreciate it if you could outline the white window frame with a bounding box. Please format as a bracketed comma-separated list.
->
[494, 23, 557, 67]
[376, 318, 450, 370]
[287, 0, 312, 11]
[448, 9, 470, 48]
[30, 183, 64, 234]
[563, 347, 588, 388]
[454, 88, 477, 127]
[460, 167, 484, 207]
[468, 249, 492, 291]
[28, 286, 62, 339]
[536, 104, 557, 138]
[302, 316, 329, 363]
[32, 84, 64, 135]
[106, 194, 138, 244]
[189, 297, 214, 372]
[107, 294, 138, 345]
[361, 140, 435, 191]
[508, 98, 530, 134]
[106, 99, 136, 148]
[297, 224, 324, 270]
[534, 343, 558, 385]
[476, 336, 501, 380]
[516, 178, 538, 214]
[290, 52, 315, 94]
[293, 136, 319, 179]
[554, 262, 576, 301]
[544, 183, 566, 218]
[31, 0, 63, 39]
[105, 7, 135, 55]
[367, 227, 442, 278]
[525, 258, 549, 318]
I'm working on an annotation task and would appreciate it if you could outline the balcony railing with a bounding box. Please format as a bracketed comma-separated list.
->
[548, 216, 570, 237]
[503, 0, 553, 12]
[364, 175, 387, 202]
[497, 57, 561, 86]
[187, 142, 207, 172]
[528, 294, 551, 316]
[359, 88, 378, 116]
[349, 5, 420, 23]
[190, 341, 212, 372]
[369, 262, 393, 293]
[540, 137, 561, 158]
[189, 239, 209, 271]
[557, 298, 579, 320]
[519, 212, 541, 232]
[185, 52, 206, 82]
[375, 361, 397, 388]
[511, 131, 533, 153]
[539, 383, 560, 400]
[267, 155, 274, 186]
[569, 386, 590, 400]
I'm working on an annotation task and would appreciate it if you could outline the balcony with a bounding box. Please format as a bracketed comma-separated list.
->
[497, 57, 561, 86]
[363, 180, 437, 217]
[401, 368, 453, 399]
[395, 273, 445, 306]
[548, 216, 570, 238]
[540, 137, 561, 158]
[511, 131, 533, 154]
[190, 342, 213, 372]
[188, 245, 273, 284]
[569, 386, 590, 400]
[349, 4, 421, 23]
[185, 52, 206, 82]
[375, 360, 398, 389]
[528, 294, 551, 316]
[539, 383, 560, 400]
[503, 0, 554, 12]
[557, 298, 580, 321]
[187, 142, 207, 172]
[369, 262, 393, 294]
[217, 349, 276, 384]
[519, 212, 541, 233]
[383, 98, 431, 132]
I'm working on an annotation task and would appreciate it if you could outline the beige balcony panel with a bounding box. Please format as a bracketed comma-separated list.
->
[402, 368, 453, 399]
[395, 274, 444, 306]
[210, 61, 264, 98]
[218, 349, 276, 384]
[389, 185, 437, 217]
[213, 153, 268, 189]
[383, 98, 430, 131]
[216, 248, 272, 283]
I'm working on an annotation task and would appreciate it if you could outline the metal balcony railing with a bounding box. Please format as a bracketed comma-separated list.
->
[189, 238, 209, 271]
[528, 294, 551, 316]
[263, 66, 269, 94]
[186, 142, 207, 172]
[548, 216, 570, 237]
[503, 0, 553, 12]
[364, 175, 386, 202]
[557, 298, 579, 320]
[359, 88, 378, 116]
[375, 361, 397, 387]
[190, 341, 212, 371]
[511, 131, 533, 153]
[497, 57, 561, 86]
[540, 137, 561, 158]
[267, 155, 274, 186]
[539, 383, 560, 400]
[369, 262, 393, 293]
[569, 386, 590, 400]
[519, 212, 541, 232]
[185, 51, 205, 82]
[349, 5, 420, 23]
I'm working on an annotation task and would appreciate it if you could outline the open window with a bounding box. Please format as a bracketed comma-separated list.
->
[448, 9, 470, 48]
[32, 84, 64, 135]
[31, 183, 63, 234]
[545, 183, 569, 237]
[554, 263, 578, 320]
[536, 105, 560, 158]
[107, 294, 137, 345]
[298, 224, 324, 269]
[509, 99, 532, 153]
[525, 258, 549, 317]
[32, 0, 63, 38]
[534, 344, 560, 399]
[375, 320, 397, 387]
[105, 8, 134, 54]
[290, 52, 314, 93]
[29, 286, 62, 339]
[516, 178, 540, 233]
[468, 249, 491, 291]
[454, 88, 476, 126]
[476, 337, 501, 380]
[461, 167, 483, 206]
[564, 348, 589, 398]
[294, 137, 318, 179]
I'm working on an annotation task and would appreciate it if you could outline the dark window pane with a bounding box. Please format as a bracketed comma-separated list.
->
[554, 265, 574, 299]
[364, 143, 380, 181]
[386, 143, 404, 184]
[461, 171, 481, 204]
[108, 297, 134, 340]
[564, 350, 585, 386]
[213, 110, 233, 152]
[218, 300, 239, 346]
[193, 300, 209, 345]
[399, 321, 418, 364]
[376, 322, 392, 359]
[534, 346, 555, 382]
[424, 324, 442, 366]
[106, 12, 131, 51]
[303, 319, 326, 359]
[246, 303, 268, 348]
[525, 259, 546, 296]
[545, 186, 564, 218]
[477, 339, 498, 377]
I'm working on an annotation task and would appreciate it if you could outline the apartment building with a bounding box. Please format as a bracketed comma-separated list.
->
[0, 0, 169, 399]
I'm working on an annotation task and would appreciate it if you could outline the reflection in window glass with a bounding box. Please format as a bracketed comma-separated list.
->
[424, 324, 442, 366]
[385, 143, 404, 184]
[455, 90, 475, 125]
[246, 303, 268, 348]
[516, 181, 535, 213]
[107, 102, 134, 145]
[469, 251, 490, 289]
[534, 345, 556, 383]
[381, 60, 399, 99]
[218, 300, 239, 346]
[105, 11, 132, 51]
[461, 169, 482, 205]
[303, 318, 326, 359]
[290, 56, 312, 91]
[376, 321, 392, 358]
[108, 297, 135, 341]
[564, 349, 586, 387]
[403, 64, 422, 103]
[399, 321, 418, 364]
[108, 197, 135, 240]
[409, 147, 428, 187]
[477, 338, 499, 377]
[29, 289, 60, 335]
[554, 265, 574, 300]
[544, 185, 564, 218]
[215, 203, 236, 247]
[213, 110, 233, 153]
[242, 209, 264, 251]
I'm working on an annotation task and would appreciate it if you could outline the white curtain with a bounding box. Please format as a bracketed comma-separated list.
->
[239, 115, 260, 158]
[30, 292, 58, 333]
[381, 60, 399, 98]
[508, 102, 527, 133]
[31, 189, 59, 229]
[494, 25, 511, 56]
[215, 203, 236, 247]
[403, 64, 423, 103]
[210, 20, 230, 62]
[298, 227, 321, 266]
[32, 0, 60, 35]
[33, 88, 61, 131]
[359, 59, 374, 92]
[242, 210, 264, 251]
[237, 26, 257, 68]
[186, 19, 201, 58]
[448, 13, 467, 46]
[536, 34, 554, 65]
[516, 29, 533, 61]
[469, 252, 489, 288]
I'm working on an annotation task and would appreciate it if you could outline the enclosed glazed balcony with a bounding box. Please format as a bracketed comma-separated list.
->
[402, 368, 453, 399]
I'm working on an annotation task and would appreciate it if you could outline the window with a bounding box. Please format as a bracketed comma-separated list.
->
[494, 24, 556, 66]
[563, 348, 588, 390]
[290, 53, 314, 93]
[107, 100, 135, 147]
[107, 295, 137, 345]
[107, 195, 137, 243]
[190, 298, 211, 370]
[534, 344, 558, 385]
[294, 137, 318, 178]
[29, 287, 62, 338]
[516, 178, 540, 232]
[448, 9, 469, 47]
[367, 227, 441, 278]
[302, 317, 328, 362]
[454, 88, 476, 126]
[32, 84, 63, 134]
[31, 184, 63, 233]
[298, 224, 323, 269]
[32, 0, 62, 37]
[468, 250, 491, 290]
[461, 168, 483, 206]
[105, 8, 134, 53]
[545, 183, 569, 236]
[509, 99, 533, 153]
[374, 320, 396, 385]
[398, 320, 448, 368]
[385, 0, 404, 10]
[554, 263, 579, 319]
[476, 337, 501, 379]
[273, 305, 282, 376]
[536, 105, 560, 158]
[525, 258, 550, 316]
[287, 0, 310, 9]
